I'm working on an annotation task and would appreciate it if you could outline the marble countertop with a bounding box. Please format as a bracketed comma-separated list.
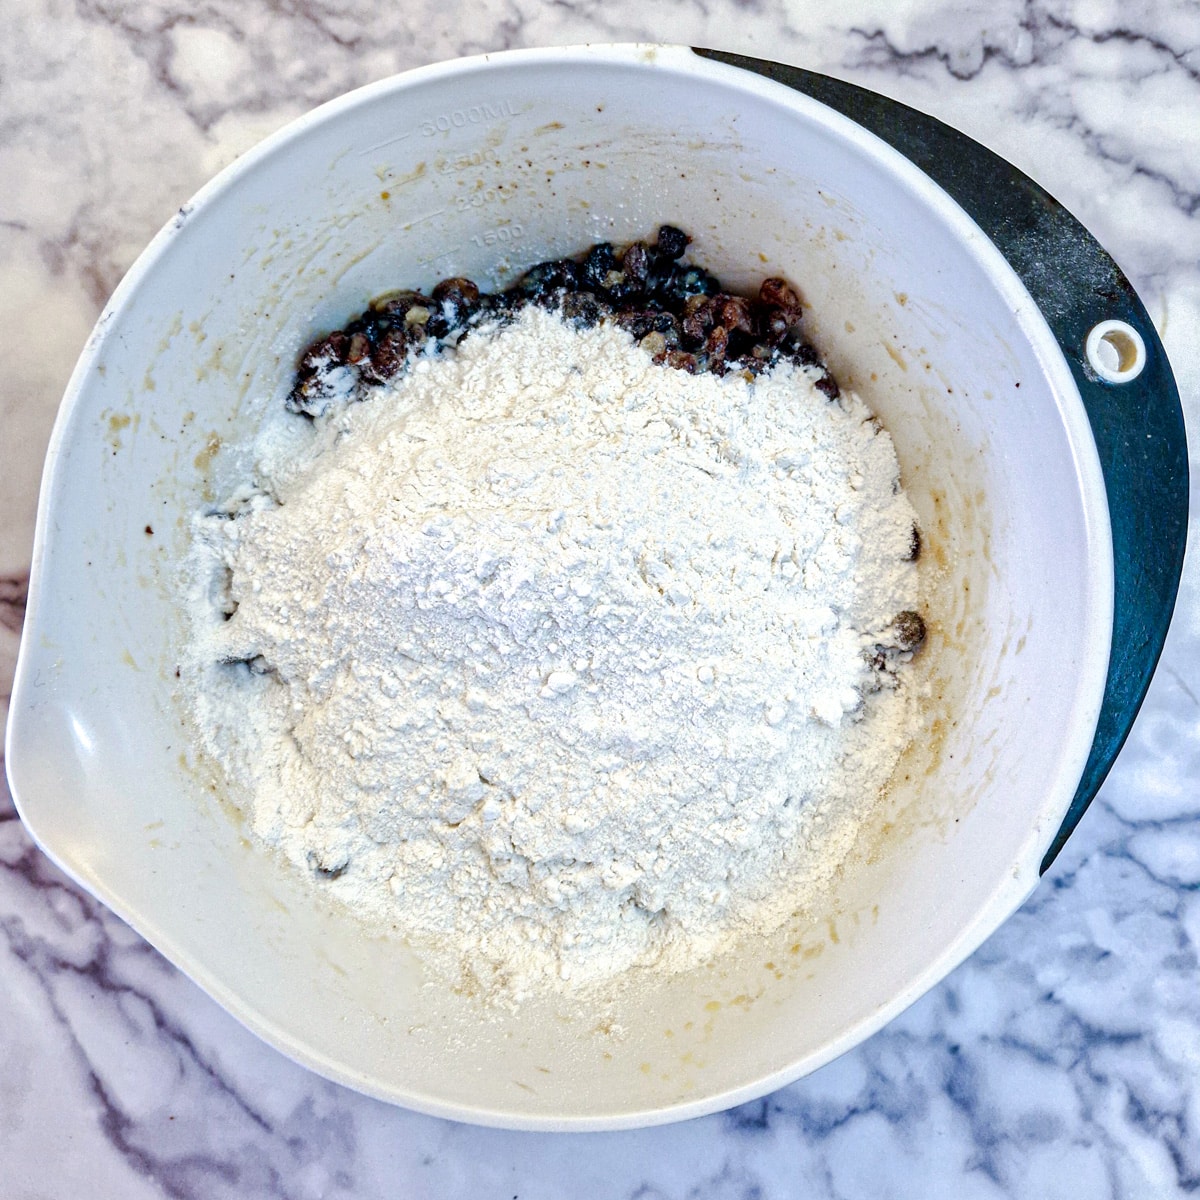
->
[2, 0, 1198, 1195]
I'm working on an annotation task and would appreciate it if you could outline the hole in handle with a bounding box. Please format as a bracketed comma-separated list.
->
[1085, 320, 1146, 384]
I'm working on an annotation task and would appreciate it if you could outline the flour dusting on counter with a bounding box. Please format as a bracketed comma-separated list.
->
[182, 305, 924, 997]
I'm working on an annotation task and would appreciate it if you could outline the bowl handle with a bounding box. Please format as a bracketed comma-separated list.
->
[695, 49, 1189, 872]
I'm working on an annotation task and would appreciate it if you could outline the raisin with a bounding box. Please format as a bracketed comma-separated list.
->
[814, 374, 840, 400]
[616, 310, 679, 345]
[361, 327, 407, 383]
[713, 294, 753, 336]
[681, 297, 714, 348]
[621, 242, 651, 286]
[655, 225, 690, 260]
[650, 265, 695, 308]
[433, 276, 479, 306]
[894, 611, 926, 651]
[612, 310, 652, 339]
[307, 850, 349, 880]
[218, 653, 273, 675]
[705, 324, 729, 363]
[759, 277, 803, 322]
[372, 290, 434, 320]
[730, 356, 768, 377]
[680, 266, 720, 302]
[907, 524, 922, 562]
[866, 648, 889, 674]
[788, 338, 822, 368]
[478, 290, 522, 324]
[425, 309, 452, 339]
[518, 258, 580, 297]
[560, 291, 608, 327]
[582, 243, 618, 290]
[286, 326, 368, 415]
[652, 311, 682, 340]
[299, 331, 350, 374]
[640, 331, 669, 361]
[664, 349, 699, 374]
[432, 276, 481, 332]
[286, 376, 329, 417]
[754, 304, 792, 347]
[605, 251, 649, 304]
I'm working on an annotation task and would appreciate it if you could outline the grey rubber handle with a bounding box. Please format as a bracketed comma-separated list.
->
[694, 48, 1189, 872]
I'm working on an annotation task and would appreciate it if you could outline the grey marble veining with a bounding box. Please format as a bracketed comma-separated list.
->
[2, 0, 1199, 1196]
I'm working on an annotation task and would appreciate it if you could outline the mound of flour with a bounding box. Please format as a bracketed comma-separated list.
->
[185, 305, 922, 996]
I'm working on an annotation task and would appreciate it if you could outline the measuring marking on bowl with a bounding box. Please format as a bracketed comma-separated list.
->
[402, 208, 447, 232]
[358, 130, 413, 156]
[1085, 320, 1147, 384]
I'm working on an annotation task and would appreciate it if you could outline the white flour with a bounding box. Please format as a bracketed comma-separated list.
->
[185, 305, 923, 997]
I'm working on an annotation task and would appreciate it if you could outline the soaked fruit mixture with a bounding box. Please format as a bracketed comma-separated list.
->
[287, 225, 843, 418]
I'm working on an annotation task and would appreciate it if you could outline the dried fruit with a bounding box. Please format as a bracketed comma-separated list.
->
[894, 610, 926, 651]
[289, 225, 842, 405]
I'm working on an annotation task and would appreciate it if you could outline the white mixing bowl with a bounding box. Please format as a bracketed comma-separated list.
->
[7, 45, 1127, 1128]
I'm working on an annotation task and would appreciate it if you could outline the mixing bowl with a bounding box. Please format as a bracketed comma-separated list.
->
[5, 44, 1186, 1129]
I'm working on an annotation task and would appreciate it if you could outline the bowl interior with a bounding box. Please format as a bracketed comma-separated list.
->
[7, 46, 1111, 1128]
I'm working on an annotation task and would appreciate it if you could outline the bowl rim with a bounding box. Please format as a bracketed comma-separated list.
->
[5, 42, 1114, 1130]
